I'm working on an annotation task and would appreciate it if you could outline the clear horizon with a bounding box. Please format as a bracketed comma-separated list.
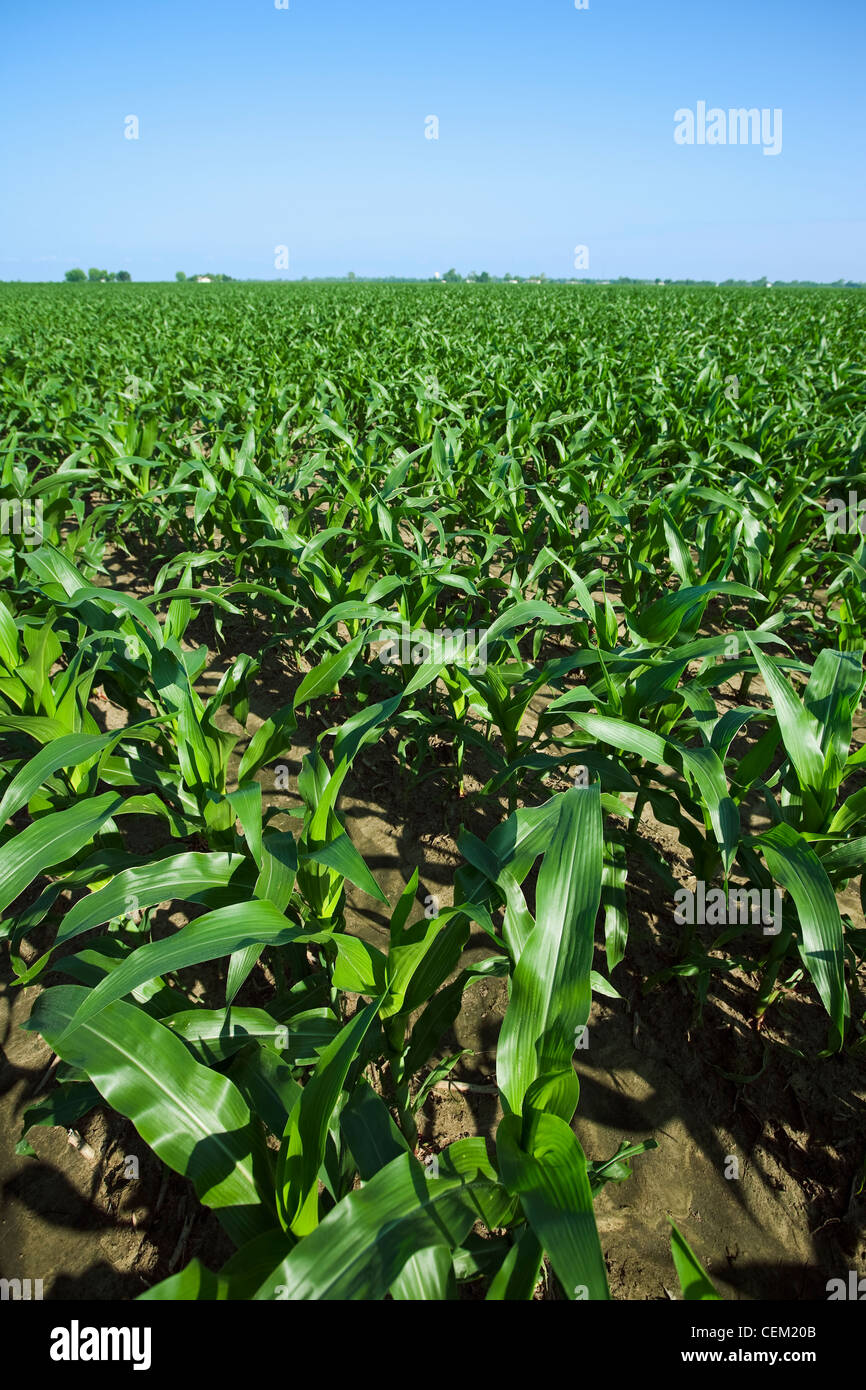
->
[2, 0, 864, 284]
[16, 274, 862, 286]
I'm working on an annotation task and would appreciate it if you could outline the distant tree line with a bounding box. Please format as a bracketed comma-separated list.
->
[337, 271, 865, 288]
[65, 268, 131, 282]
[56, 268, 862, 288]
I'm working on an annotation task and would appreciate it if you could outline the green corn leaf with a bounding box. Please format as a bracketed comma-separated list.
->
[497, 1111, 609, 1301]
[301, 831, 388, 903]
[746, 639, 825, 792]
[820, 836, 866, 879]
[277, 999, 381, 1236]
[57, 901, 325, 1039]
[661, 508, 698, 586]
[228, 782, 263, 869]
[330, 695, 402, 769]
[402, 658, 446, 696]
[293, 632, 365, 710]
[24, 986, 272, 1245]
[802, 647, 865, 785]
[340, 1078, 409, 1179]
[225, 944, 262, 1006]
[254, 831, 298, 912]
[828, 785, 866, 836]
[138, 1260, 229, 1301]
[672, 741, 739, 874]
[256, 1151, 503, 1300]
[0, 792, 124, 917]
[0, 714, 70, 744]
[568, 713, 669, 765]
[631, 583, 761, 646]
[215, 1229, 297, 1302]
[669, 1221, 720, 1300]
[485, 1224, 544, 1300]
[0, 602, 19, 669]
[484, 600, 574, 645]
[161, 1005, 328, 1063]
[0, 730, 132, 826]
[497, 785, 603, 1122]
[55, 852, 247, 949]
[228, 1046, 303, 1137]
[332, 934, 388, 994]
[601, 836, 629, 972]
[236, 702, 297, 782]
[390, 1246, 456, 1300]
[751, 822, 848, 1049]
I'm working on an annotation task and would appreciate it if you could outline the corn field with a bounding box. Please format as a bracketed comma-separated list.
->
[1, 280, 864, 1303]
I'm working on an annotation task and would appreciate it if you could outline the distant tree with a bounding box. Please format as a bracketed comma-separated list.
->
[176, 271, 186, 282]
[443, 267, 462, 282]
[88, 268, 104, 281]
[116, 271, 131, 282]
[478, 271, 491, 282]
[64, 268, 86, 282]
[347, 271, 356, 280]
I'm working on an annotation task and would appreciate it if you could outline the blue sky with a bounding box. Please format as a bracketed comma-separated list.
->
[1, 0, 863, 281]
